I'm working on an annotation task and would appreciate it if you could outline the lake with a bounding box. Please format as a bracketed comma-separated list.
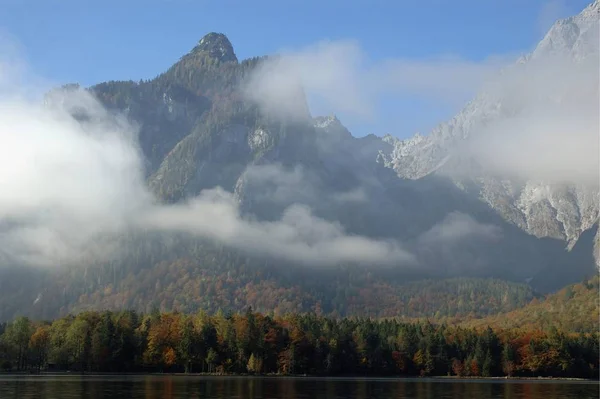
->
[0, 375, 597, 398]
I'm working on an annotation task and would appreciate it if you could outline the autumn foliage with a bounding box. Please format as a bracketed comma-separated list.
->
[0, 308, 597, 379]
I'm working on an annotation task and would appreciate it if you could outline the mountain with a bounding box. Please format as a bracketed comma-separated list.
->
[0, 4, 597, 321]
[93, 1, 600, 285]
[379, 0, 600, 270]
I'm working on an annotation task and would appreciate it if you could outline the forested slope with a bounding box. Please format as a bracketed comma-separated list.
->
[462, 275, 599, 332]
[1, 251, 537, 321]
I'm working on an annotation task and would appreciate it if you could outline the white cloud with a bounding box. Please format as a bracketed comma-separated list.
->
[418, 212, 502, 246]
[462, 50, 600, 186]
[244, 40, 510, 123]
[244, 11, 598, 188]
[240, 163, 317, 204]
[331, 187, 368, 204]
[0, 58, 415, 268]
[0, 91, 148, 266]
[415, 212, 503, 274]
[537, 0, 570, 35]
[0, 31, 52, 101]
[239, 163, 369, 205]
[140, 191, 415, 266]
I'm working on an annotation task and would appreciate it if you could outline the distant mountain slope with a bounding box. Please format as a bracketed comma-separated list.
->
[461, 275, 599, 333]
[0, 253, 537, 321]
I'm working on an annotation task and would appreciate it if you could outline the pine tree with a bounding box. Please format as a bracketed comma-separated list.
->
[482, 350, 493, 377]
[178, 318, 195, 373]
[424, 349, 434, 376]
[502, 342, 516, 377]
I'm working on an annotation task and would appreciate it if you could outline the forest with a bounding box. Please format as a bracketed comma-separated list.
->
[0, 308, 597, 379]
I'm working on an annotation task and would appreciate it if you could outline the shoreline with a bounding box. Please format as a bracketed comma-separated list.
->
[0, 372, 595, 383]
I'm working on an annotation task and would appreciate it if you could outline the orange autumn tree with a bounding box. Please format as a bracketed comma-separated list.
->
[144, 313, 182, 370]
[29, 325, 50, 371]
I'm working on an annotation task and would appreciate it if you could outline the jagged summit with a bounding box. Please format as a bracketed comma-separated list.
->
[313, 114, 341, 128]
[377, 0, 599, 266]
[582, 0, 600, 17]
[190, 32, 238, 63]
[313, 114, 353, 139]
[532, 0, 599, 59]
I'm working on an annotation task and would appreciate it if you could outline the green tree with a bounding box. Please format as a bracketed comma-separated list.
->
[91, 312, 116, 371]
[3, 316, 33, 370]
[206, 348, 218, 373]
[66, 317, 92, 372]
[482, 350, 493, 377]
[178, 317, 196, 373]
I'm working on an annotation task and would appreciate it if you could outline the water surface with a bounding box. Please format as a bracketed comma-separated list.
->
[0, 375, 597, 398]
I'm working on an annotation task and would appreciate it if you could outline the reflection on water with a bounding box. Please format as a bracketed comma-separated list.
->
[0, 375, 597, 399]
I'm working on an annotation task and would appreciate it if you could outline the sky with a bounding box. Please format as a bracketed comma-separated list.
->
[0, 0, 593, 138]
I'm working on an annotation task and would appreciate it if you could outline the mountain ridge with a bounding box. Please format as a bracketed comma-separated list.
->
[45, 2, 600, 284]
[0, 4, 597, 322]
[378, 2, 599, 263]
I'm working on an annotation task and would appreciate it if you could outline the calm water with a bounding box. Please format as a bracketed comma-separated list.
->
[0, 375, 597, 399]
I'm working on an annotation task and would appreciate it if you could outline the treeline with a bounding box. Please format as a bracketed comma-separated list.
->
[1, 309, 597, 378]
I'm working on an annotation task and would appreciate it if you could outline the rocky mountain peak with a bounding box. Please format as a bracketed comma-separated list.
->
[533, 0, 599, 59]
[313, 114, 353, 140]
[191, 32, 238, 63]
[377, 1, 599, 264]
[581, 0, 599, 18]
[313, 114, 341, 128]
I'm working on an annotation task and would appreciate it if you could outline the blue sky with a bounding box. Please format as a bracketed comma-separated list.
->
[0, 0, 592, 138]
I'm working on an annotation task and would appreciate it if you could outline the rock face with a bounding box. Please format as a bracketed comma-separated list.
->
[378, 1, 600, 266]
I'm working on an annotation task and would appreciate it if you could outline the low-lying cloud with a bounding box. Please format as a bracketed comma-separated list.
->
[0, 75, 500, 269]
[418, 212, 502, 247]
[7, 13, 592, 271]
[240, 164, 317, 205]
[416, 212, 504, 275]
[0, 63, 417, 268]
[239, 163, 369, 206]
[244, 10, 599, 187]
[0, 90, 148, 266]
[141, 191, 414, 266]
[244, 40, 508, 123]
[461, 49, 599, 186]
